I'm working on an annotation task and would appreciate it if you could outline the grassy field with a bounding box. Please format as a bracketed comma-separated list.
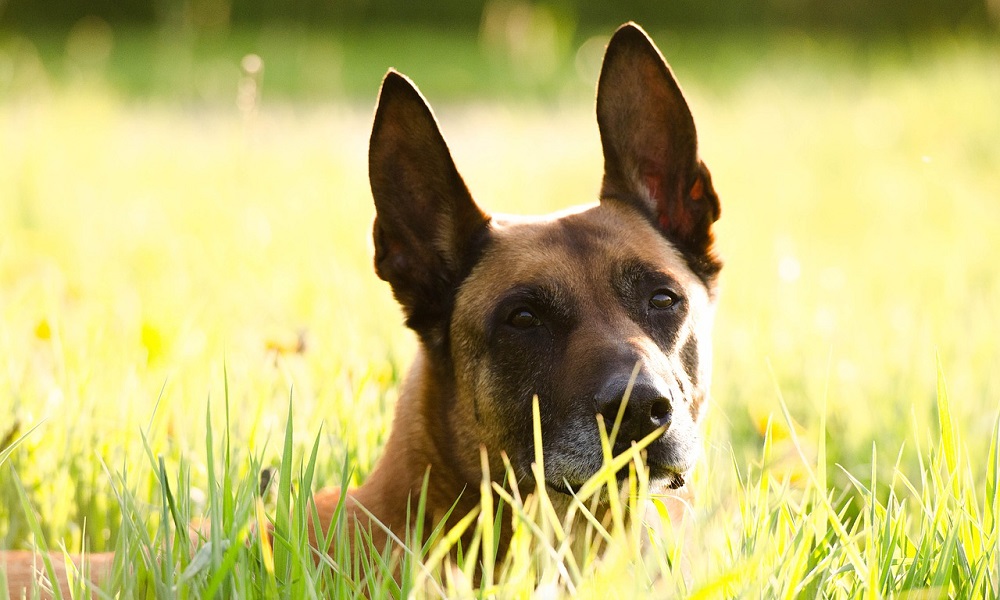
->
[1, 25, 999, 597]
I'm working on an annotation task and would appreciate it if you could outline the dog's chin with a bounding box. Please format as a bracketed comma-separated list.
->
[545, 466, 687, 499]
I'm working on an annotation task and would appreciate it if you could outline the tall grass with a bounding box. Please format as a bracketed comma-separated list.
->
[1, 29, 998, 597]
[4, 365, 996, 597]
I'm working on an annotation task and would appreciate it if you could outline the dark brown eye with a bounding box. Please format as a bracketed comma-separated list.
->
[508, 308, 541, 329]
[649, 291, 676, 310]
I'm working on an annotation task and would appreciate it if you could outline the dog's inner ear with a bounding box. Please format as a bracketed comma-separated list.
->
[596, 23, 721, 274]
[369, 71, 490, 343]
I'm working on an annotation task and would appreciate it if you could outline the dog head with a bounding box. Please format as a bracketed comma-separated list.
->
[369, 23, 721, 496]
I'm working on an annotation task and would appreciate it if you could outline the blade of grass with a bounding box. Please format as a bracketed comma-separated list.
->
[0, 420, 44, 469]
[273, 390, 295, 583]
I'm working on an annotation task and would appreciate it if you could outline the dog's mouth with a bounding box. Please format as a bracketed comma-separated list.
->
[546, 465, 687, 498]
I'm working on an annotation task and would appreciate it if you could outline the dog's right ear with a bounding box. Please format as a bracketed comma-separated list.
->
[369, 71, 490, 344]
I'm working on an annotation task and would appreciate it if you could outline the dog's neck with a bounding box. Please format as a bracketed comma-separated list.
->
[350, 348, 483, 543]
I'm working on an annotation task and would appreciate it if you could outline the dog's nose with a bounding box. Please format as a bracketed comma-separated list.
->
[595, 378, 673, 444]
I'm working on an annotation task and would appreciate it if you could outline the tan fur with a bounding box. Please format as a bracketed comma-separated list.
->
[2, 551, 113, 598]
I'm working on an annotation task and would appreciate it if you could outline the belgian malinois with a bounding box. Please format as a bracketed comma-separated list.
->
[3, 21, 720, 596]
[308, 19, 721, 566]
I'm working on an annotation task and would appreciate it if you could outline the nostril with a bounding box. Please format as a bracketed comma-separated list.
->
[600, 400, 630, 433]
[598, 402, 619, 427]
[649, 398, 672, 428]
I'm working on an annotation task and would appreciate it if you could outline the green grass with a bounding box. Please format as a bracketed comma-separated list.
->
[1, 26, 999, 597]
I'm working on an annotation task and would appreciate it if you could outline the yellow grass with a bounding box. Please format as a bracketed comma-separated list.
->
[1, 31, 999, 596]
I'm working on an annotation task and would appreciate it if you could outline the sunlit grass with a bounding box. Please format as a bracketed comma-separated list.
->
[5, 366, 996, 597]
[1, 30, 998, 597]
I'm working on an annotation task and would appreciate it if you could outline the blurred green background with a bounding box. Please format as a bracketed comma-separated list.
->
[1, 0, 998, 103]
[2, 0, 997, 31]
[1, 0, 998, 563]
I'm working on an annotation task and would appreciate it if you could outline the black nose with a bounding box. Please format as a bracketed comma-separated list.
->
[595, 377, 673, 444]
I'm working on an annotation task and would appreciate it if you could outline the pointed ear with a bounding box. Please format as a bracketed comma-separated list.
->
[369, 70, 490, 345]
[596, 23, 721, 279]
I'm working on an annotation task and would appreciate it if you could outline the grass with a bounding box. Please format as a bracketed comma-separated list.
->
[1, 24, 999, 597]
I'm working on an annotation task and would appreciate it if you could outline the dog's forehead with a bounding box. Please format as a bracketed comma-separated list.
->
[459, 202, 706, 310]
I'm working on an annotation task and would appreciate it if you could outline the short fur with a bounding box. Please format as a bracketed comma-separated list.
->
[3, 22, 721, 597]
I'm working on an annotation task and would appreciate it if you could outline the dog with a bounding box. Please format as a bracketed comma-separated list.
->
[308, 19, 721, 569]
[3, 21, 720, 597]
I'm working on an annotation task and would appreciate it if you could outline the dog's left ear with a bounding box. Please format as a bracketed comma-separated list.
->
[596, 23, 721, 276]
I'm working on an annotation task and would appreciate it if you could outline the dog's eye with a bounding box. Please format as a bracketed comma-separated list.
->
[507, 308, 542, 329]
[649, 290, 677, 310]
